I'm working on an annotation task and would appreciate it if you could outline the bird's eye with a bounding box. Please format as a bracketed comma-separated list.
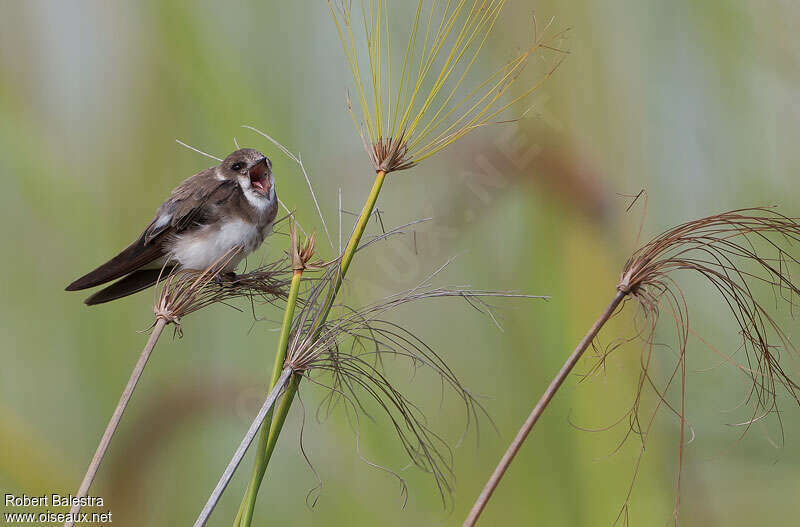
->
[231, 162, 244, 171]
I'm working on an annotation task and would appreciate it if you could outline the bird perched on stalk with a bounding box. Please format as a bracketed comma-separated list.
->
[66, 148, 278, 305]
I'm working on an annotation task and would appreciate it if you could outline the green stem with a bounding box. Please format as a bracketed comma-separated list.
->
[316, 170, 387, 328]
[270, 271, 304, 391]
[236, 170, 386, 526]
[338, 171, 386, 282]
[235, 270, 303, 526]
[236, 375, 300, 526]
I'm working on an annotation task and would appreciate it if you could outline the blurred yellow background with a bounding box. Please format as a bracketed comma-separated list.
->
[1, 1, 798, 526]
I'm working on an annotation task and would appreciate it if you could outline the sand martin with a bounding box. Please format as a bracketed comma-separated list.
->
[66, 148, 278, 305]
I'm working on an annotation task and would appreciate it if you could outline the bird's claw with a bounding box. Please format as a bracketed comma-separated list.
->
[214, 272, 239, 286]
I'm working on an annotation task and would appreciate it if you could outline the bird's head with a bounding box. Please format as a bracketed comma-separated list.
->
[221, 148, 275, 204]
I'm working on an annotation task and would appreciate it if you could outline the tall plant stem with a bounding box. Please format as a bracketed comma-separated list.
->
[236, 170, 386, 526]
[65, 317, 168, 527]
[337, 170, 386, 284]
[236, 269, 304, 525]
[315, 169, 387, 325]
[463, 291, 627, 527]
[194, 367, 293, 527]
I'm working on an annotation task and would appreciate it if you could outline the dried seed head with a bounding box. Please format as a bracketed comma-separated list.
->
[625, 207, 800, 400]
[368, 134, 415, 174]
[153, 247, 292, 331]
[289, 218, 318, 272]
[154, 247, 243, 330]
[584, 207, 800, 523]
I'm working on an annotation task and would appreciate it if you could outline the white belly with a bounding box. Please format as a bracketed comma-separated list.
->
[167, 219, 267, 271]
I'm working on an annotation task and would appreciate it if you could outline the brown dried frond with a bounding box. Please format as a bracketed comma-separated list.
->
[331, 0, 568, 174]
[153, 248, 292, 331]
[222, 259, 293, 304]
[619, 207, 800, 406]
[277, 260, 546, 506]
[584, 207, 800, 525]
[154, 248, 243, 327]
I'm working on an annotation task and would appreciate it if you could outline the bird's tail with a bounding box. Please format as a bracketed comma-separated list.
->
[66, 236, 164, 291]
[84, 268, 173, 305]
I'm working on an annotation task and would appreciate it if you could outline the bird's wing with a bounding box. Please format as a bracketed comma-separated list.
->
[83, 268, 176, 305]
[66, 171, 237, 291]
[143, 171, 237, 243]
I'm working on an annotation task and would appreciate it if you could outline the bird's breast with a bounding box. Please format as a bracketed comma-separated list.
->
[167, 219, 266, 271]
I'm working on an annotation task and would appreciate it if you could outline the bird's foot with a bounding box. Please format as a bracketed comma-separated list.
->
[214, 272, 239, 286]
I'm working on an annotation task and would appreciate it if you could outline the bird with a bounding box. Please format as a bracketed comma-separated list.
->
[66, 148, 278, 305]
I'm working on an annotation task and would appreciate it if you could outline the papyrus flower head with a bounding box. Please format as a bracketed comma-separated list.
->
[329, 0, 567, 174]
[154, 247, 291, 331]
[587, 207, 800, 523]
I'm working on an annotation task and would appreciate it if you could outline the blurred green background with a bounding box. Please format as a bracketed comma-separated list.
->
[1, 1, 799, 525]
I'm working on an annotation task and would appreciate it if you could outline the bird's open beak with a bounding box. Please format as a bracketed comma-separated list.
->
[248, 159, 269, 196]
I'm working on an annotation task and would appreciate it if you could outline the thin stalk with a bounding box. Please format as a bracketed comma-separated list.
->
[262, 373, 301, 470]
[235, 380, 300, 527]
[463, 291, 627, 527]
[339, 170, 386, 287]
[194, 367, 293, 527]
[65, 317, 168, 527]
[236, 270, 304, 525]
[306, 170, 386, 340]
[236, 170, 386, 526]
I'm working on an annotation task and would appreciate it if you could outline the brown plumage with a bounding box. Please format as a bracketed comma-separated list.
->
[66, 149, 278, 305]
